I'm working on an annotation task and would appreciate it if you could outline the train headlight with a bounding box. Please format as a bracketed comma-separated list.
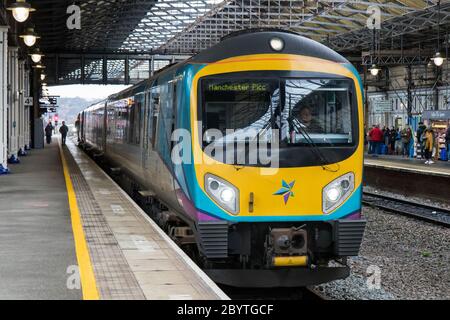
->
[326, 187, 341, 202]
[322, 172, 354, 214]
[205, 174, 239, 215]
[270, 37, 284, 52]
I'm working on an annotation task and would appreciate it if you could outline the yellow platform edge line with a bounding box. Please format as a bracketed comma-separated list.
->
[58, 142, 100, 300]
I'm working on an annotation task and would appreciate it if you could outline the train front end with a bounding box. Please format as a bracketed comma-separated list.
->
[178, 31, 366, 287]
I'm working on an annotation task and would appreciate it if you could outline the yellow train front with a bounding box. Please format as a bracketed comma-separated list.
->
[183, 30, 366, 287]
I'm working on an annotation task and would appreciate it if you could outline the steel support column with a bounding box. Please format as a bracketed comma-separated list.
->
[7, 46, 19, 163]
[363, 65, 368, 131]
[406, 65, 413, 125]
[31, 68, 43, 149]
[0, 26, 8, 174]
[24, 66, 30, 150]
[18, 59, 25, 155]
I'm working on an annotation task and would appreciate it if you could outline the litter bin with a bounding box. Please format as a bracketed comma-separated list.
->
[440, 148, 448, 161]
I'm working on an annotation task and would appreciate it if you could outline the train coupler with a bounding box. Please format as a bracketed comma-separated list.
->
[266, 227, 309, 267]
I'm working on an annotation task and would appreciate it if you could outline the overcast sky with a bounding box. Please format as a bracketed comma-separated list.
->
[47, 84, 130, 100]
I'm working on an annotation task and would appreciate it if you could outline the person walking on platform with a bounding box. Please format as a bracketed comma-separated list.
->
[44, 121, 54, 145]
[401, 125, 412, 157]
[423, 126, 435, 165]
[59, 121, 69, 146]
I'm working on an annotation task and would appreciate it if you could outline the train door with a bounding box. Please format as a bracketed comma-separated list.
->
[151, 86, 161, 149]
[170, 81, 178, 152]
[102, 101, 107, 153]
[80, 111, 85, 143]
[142, 86, 160, 169]
[141, 91, 150, 166]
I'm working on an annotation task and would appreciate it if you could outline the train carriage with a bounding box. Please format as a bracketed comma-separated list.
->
[80, 29, 366, 287]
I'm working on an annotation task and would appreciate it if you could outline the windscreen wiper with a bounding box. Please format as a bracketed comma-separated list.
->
[288, 116, 340, 172]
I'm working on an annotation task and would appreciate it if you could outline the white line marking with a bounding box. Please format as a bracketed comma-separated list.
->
[169, 294, 193, 300]
[110, 204, 124, 215]
[130, 235, 156, 252]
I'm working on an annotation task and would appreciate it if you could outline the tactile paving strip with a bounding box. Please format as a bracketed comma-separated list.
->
[62, 147, 145, 300]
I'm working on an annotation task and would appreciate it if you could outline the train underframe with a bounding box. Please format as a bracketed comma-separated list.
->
[147, 200, 365, 287]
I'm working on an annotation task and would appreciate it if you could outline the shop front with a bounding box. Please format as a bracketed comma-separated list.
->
[422, 110, 450, 160]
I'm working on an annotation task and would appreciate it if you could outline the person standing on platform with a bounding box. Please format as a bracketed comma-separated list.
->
[416, 122, 426, 159]
[445, 125, 450, 161]
[59, 121, 69, 146]
[367, 125, 374, 154]
[383, 126, 391, 151]
[44, 121, 54, 145]
[75, 115, 81, 142]
[368, 124, 383, 156]
[401, 125, 412, 157]
[389, 126, 396, 154]
[423, 126, 435, 165]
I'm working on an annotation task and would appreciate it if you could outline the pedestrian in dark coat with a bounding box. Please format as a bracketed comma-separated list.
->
[59, 121, 69, 146]
[389, 126, 396, 154]
[44, 122, 54, 144]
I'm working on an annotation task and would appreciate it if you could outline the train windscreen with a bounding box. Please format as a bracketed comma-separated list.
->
[200, 76, 358, 166]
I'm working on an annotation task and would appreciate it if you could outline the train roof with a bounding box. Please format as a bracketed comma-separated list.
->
[105, 29, 349, 102]
[190, 29, 349, 64]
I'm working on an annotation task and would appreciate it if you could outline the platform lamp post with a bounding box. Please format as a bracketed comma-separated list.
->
[31, 64, 45, 149]
[19, 27, 40, 47]
[29, 48, 44, 64]
[6, 0, 36, 23]
[431, 1, 446, 68]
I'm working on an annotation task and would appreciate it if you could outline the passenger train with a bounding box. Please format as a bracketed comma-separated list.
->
[79, 30, 366, 287]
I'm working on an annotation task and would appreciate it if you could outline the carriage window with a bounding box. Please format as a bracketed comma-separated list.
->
[114, 99, 128, 143]
[129, 93, 144, 145]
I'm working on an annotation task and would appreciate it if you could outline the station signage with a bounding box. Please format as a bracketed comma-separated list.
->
[422, 110, 450, 120]
[48, 97, 58, 105]
[373, 100, 392, 113]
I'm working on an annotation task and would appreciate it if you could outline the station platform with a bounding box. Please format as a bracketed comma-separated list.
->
[363, 154, 450, 204]
[0, 136, 228, 300]
[364, 154, 450, 177]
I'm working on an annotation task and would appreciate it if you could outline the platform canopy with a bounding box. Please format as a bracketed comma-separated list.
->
[10, 0, 450, 85]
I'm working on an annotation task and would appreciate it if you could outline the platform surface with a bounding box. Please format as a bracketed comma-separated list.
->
[63, 138, 227, 300]
[0, 136, 227, 300]
[364, 154, 450, 177]
[0, 140, 81, 300]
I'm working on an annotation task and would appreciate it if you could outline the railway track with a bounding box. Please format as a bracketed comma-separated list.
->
[362, 191, 450, 227]
[219, 285, 327, 300]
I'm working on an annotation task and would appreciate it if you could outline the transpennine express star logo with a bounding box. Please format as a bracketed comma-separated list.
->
[273, 180, 295, 204]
